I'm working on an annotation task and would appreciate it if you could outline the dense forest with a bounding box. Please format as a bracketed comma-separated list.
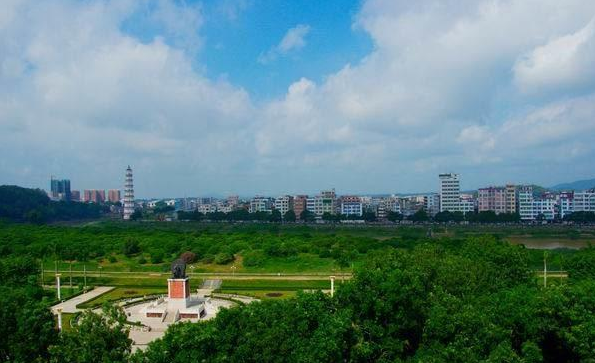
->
[0, 185, 104, 223]
[3, 233, 595, 362]
[2, 220, 595, 361]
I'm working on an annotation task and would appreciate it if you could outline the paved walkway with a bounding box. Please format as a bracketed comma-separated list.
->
[51, 286, 115, 314]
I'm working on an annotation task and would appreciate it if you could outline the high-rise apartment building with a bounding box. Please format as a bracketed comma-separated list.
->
[108, 189, 121, 203]
[505, 184, 517, 214]
[50, 177, 71, 201]
[518, 186, 534, 220]
[123, 166, 134, 220]
[439, 173, 460, 212]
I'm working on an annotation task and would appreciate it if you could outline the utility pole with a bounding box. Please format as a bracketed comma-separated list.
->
[83, 265, 87, 291]
[69, 261, 73, 289]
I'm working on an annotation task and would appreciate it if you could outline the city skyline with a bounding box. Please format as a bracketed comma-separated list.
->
[1, 1, 595, 197]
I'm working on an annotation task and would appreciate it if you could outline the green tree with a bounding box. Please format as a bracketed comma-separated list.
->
[269, 209, 282, 223]
[123, 238, 141, 256]
[409, 209, 429, 222]
[387, 211, 403, 222]
[50, 305, 132, 363]
[283, 209, 296, 222]
[300, 210, 316, 222]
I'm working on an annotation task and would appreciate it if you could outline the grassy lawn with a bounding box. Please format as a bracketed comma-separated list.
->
[242, 254, 338, 273]
[218, 279, 331, 291]
[215, 279, 338, 299]
[77, 287, 166, 309]
[56, 313, 77, 332]
[45, 286, 82, 301]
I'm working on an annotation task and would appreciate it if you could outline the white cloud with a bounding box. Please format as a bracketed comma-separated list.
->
[2, 0, 595, 195]
[258, 24, 311, 64]
[255, 0, 595, 190]
[513, 18, 595, 95]
[0, 0, 255, 196]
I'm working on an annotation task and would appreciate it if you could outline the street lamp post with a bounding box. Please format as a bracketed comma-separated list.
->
[231, 265, 236, 277]
[55, 273, 62, 301]
[330, 276, 335, 297]
[57, 308, 63, 332]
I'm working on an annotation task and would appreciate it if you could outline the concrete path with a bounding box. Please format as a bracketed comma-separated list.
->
[52, 286, 115, 314]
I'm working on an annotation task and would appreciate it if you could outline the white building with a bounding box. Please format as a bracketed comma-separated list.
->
[533, 198, 556, 220]
[424, 194, 440, 216]
[306, 191, 336, 219]
[439, 173, 460, 212]
[459, 194, 476, 214]
[250, 197, 272, 213]
[518, 186, 534, 220]
[274, 195, 294, 216]
[559, 192, 574, 219]
[574, 190, 595, 213]
[518, 185, 556, 221]
[341, 201, 363, 216]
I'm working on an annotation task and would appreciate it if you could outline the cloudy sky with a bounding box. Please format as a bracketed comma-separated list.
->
[1, 0, 595, 198]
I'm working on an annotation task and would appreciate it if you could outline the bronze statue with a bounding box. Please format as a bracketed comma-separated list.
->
[171, 259, 186, 279]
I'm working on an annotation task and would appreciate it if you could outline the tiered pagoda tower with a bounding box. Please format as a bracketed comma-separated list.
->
[123, 166, 134, 220]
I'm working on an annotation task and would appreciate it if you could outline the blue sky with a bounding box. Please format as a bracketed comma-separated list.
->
[1, 0, 595, 198]
[122, 0, 372, 101]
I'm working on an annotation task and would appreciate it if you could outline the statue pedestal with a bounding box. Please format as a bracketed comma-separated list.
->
[168, 278, 190, 309]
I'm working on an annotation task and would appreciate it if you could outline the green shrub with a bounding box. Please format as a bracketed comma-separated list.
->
[214, 252, 234, 265]
[243, 250, 265, 267]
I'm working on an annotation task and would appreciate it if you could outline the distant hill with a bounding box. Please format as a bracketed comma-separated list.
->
[0, 185, 105, 223]
[550, 178, 595, 191]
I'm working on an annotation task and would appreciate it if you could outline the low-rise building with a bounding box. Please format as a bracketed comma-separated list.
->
[293, 195, 308, 219]
[250, 196, 272, 213]
[274, 195, 294, 216]
[340, 196, 362, 217]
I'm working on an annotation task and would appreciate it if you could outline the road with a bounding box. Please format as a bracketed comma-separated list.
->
[51, 286, 115, 314]
[44, 270, 352, 280]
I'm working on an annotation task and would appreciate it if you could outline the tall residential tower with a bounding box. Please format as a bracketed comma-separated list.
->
[439, 173, 460, 212]
[123, 166, 134, 220]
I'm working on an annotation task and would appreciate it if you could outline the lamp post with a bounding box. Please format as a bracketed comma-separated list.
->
[83, 264, 87, 291]
[57, 308, 63, 332]
[231, 265, 236, 277]
[55, 273, 62, 301]
[330, 276, 335, 297]
[99, 266, 102, 278]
